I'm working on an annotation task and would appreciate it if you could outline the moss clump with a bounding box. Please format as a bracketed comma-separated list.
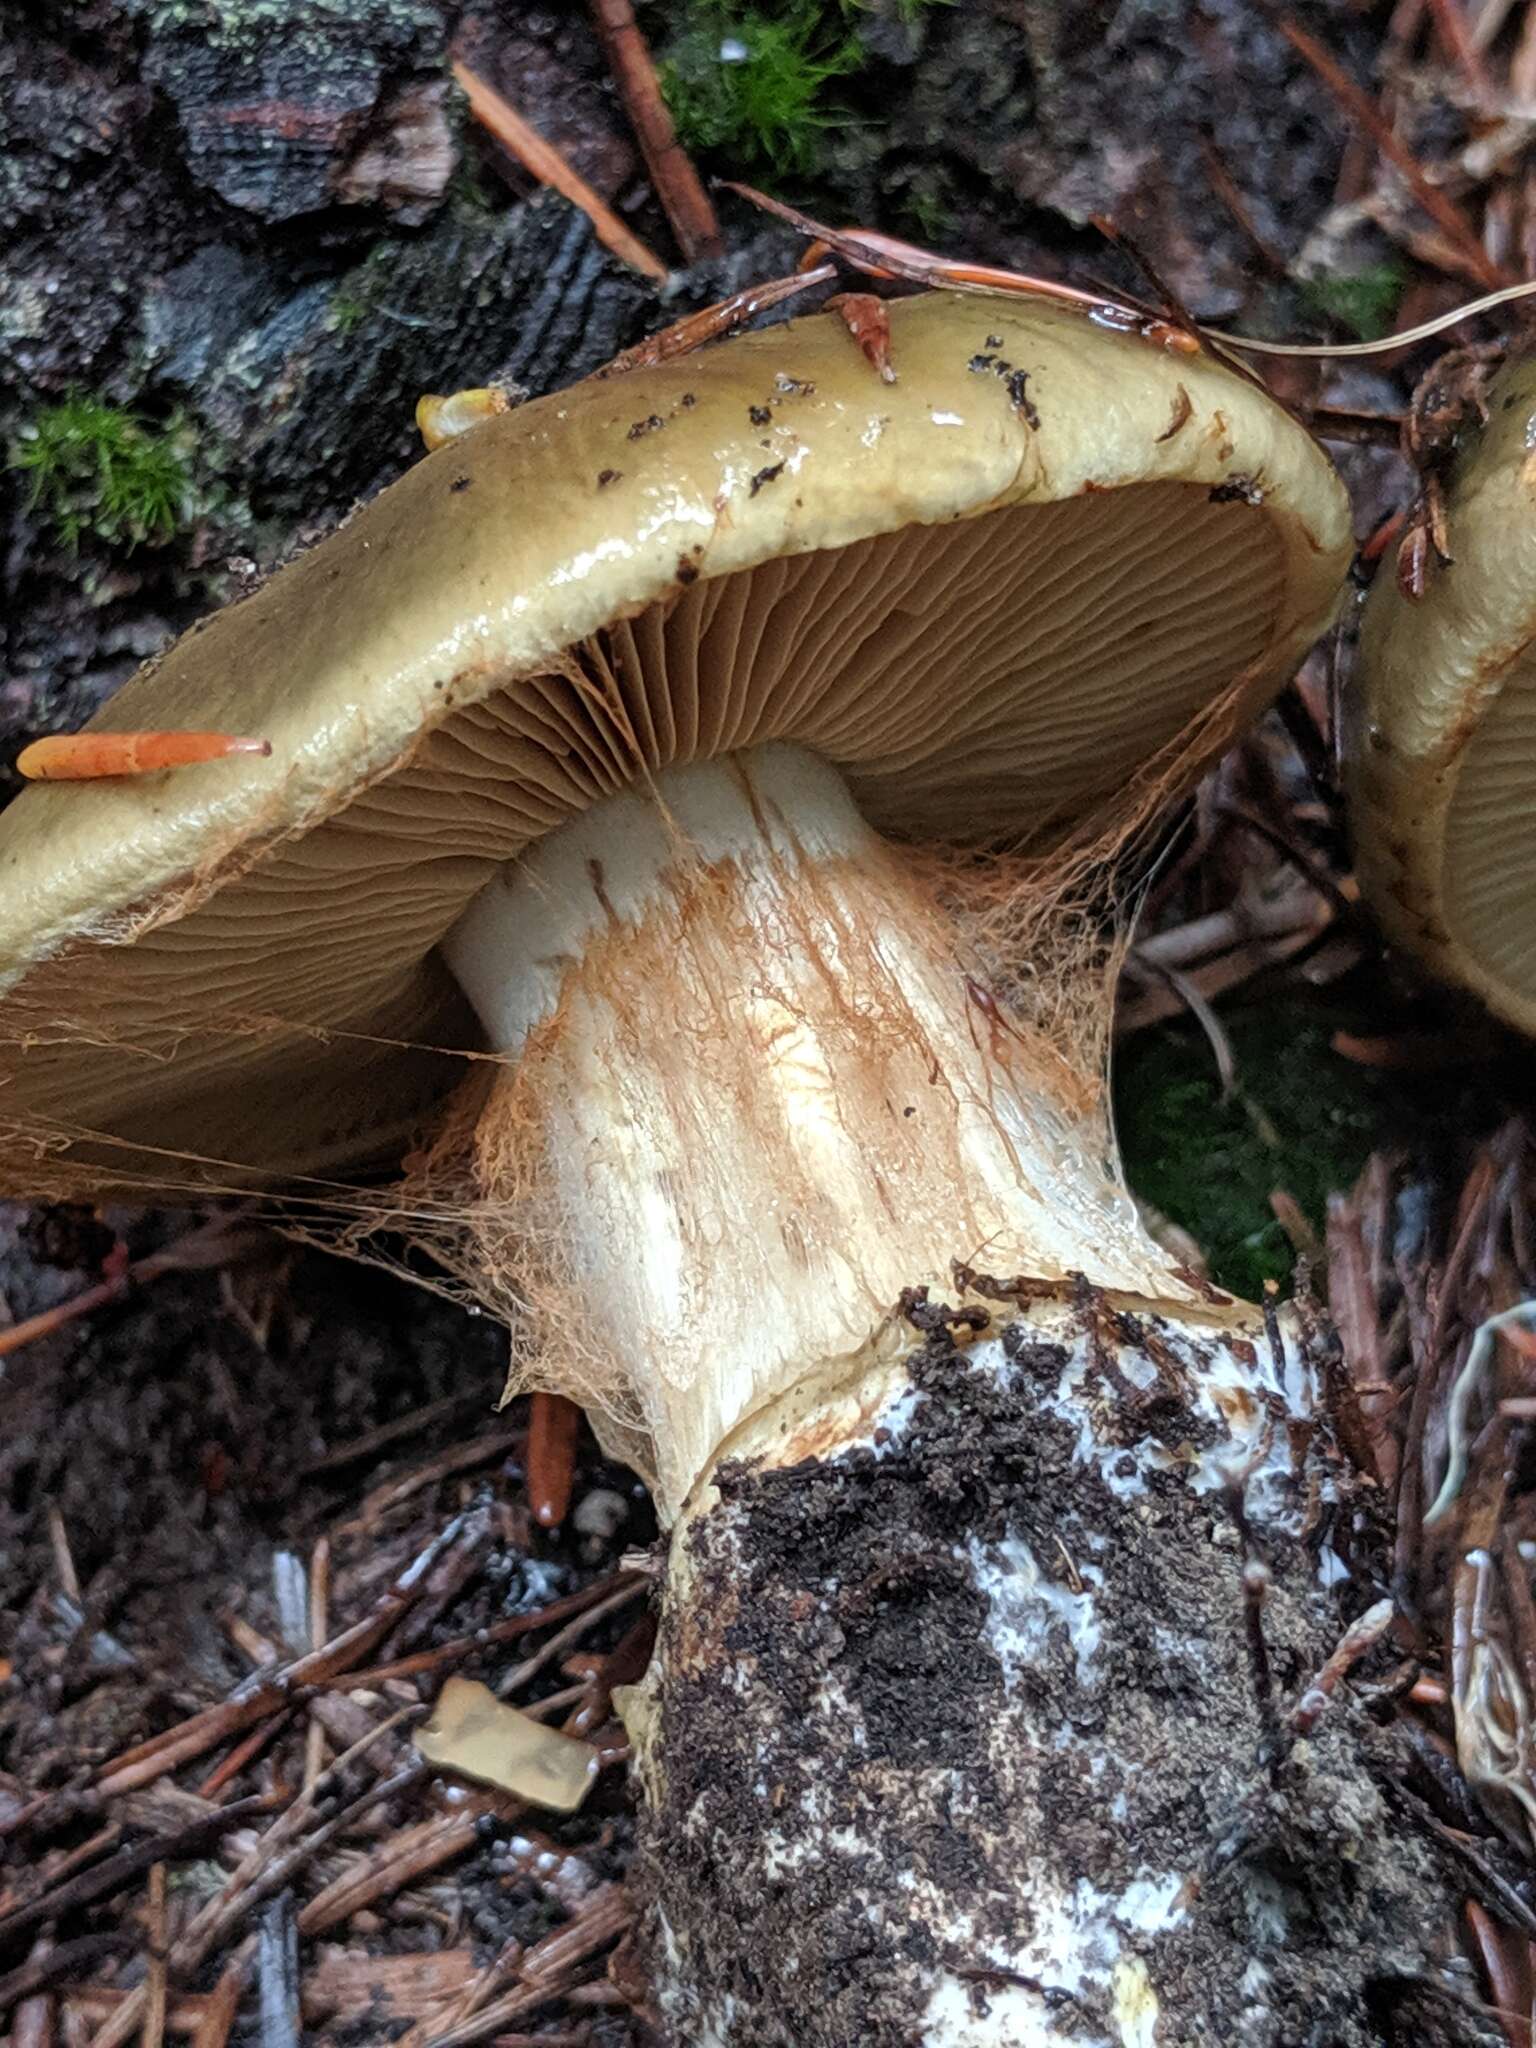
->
[1300, 259, 1406, 342]
[658, 2, 861, 173]
[1115, 1002, 1409, 1298]
[10, 394, 194, 551]
[327, 291, 369, 338]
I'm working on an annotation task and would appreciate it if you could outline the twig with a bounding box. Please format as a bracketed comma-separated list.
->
[12, 1940, 53, 2048]
[0, 1820, 121, 1925]
[1394, 1153, 1498, 1614]
[1197, 129, 1290, 275]
[0, 1800, 267, 1955]
[345, 1430, 523, 1528]
[47, 1505, 80, 1603]
[330, 1570, 644, 1692]
[1470, 0, 1519, 55]
[1425, 1299, 1536, 1526]
[1427, 0, 1493, 92]
[1390, 1776, 1536, 1935]
[196, 1713, 295, 1802]
[1290, 1599, 1396, 1734]
[96, 1518, 470, 1795]
[304, 1538, 330, 1793]
[1211, 803, 1361, 929]
[408, 1884, 630, 2048]
[66, 1985, 216, 2039]
[451, 56, 667, 282]
[1464, 1896, 1528, 2041]
[1259, 2, 1507, 287]
[142, 1863, 168, 2048]
[296, 1811, 481, 1935]
[190, 1952, 248, 2048]
[1139, 958, 1238, 1095]
[1132, 890, 1325, 971]
[589, 0, 722, 261]
[300, 1393, 482, 1476]
[1270, 1188, 1322, 1260]
[494, 1579, 648, 1698]
[0, 1224, 268, 1362]
[256, 1895, 299, 2048]
[0, 1937, 139, 2020]
[302, 1951, 479, 2030]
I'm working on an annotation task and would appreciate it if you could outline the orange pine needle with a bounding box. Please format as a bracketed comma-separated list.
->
[588, 0, 722, 264]
[724, 183, 1202, 355]
[828, 292, 897, 383]
[1258, 2, 1506, 290]
[451, 55, 667, 283]
[16, 732, 272, 780]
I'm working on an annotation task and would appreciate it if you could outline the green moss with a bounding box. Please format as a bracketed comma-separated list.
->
[327, 291, 368, 338]
[9, 394, 195, 551]
[898, 173, 953, 243]
[1300, 259, 1406, 342]
[653, 0, 956, 176]
[659, 3, 861, 174]
[1115, 1002, 1408, 1298]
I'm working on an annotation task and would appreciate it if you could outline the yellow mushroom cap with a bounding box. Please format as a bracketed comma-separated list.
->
[1350, 353, 1536, 1032]
[0, 291, 1350, 1198]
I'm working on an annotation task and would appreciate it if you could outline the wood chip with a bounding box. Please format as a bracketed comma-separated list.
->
[302, 1947, 478, 2027]
[415, 1679, 598, 1813]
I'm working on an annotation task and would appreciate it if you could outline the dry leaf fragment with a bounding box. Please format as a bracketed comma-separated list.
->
[414, 1677, 598, 1812]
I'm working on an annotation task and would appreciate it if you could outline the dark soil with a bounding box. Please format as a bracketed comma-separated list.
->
[0, 1200, 658, 2040]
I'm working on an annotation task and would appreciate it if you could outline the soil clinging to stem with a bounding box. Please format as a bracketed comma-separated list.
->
[636, 1295, 1494, 2047]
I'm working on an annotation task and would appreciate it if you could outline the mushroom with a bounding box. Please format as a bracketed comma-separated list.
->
[1350, 353, 1536, 1033]
[0, 293, 1373, 2040]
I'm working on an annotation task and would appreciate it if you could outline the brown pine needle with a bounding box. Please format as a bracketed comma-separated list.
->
[1427, 0, 1492, 95]
[589, 0, 722, 262]
[188, 1957, 246, 2048]
[0, 1221, 267, 1362]
[296, 1812, 481, 1936]
[1260, 2, 1506, 288]
[142, 1863, 168, 2048]
[451, 56, 667, 282]
[303, 1536, 330, 1792]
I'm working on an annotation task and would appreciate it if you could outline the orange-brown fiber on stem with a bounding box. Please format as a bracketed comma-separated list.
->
[0, 728, 1169, 1366]
[328, 753, 1182, 1513]
[0, 634, 1263, 1235]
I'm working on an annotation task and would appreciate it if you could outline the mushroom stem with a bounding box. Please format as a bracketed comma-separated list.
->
[442, 743, 1191, 1517]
